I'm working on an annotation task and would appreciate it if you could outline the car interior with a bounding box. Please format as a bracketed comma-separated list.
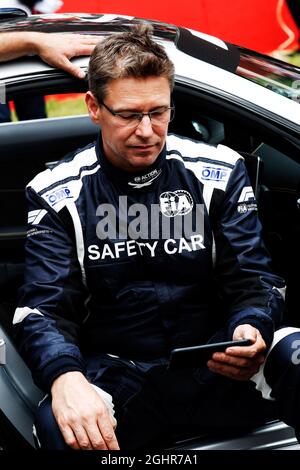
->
[0, 80, 299, 448]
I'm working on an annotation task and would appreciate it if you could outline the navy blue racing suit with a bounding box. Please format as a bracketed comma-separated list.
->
[13, 133, 293, 449]
[14, 133, 285, 391]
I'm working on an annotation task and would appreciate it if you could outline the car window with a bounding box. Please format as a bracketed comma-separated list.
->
[253, 143, 300, 191]
[237, 49, 300, 103]
[43, 93, 87, 119]
[4, 93, 87, 123]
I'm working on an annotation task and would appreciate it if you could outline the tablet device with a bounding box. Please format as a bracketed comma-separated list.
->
[168, 339, 252, 370]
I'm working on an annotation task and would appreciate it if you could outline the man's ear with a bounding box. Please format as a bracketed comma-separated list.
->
[85, 91, 101, 125]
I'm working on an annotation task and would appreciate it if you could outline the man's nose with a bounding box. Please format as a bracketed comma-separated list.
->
[135, 115, 154, 137]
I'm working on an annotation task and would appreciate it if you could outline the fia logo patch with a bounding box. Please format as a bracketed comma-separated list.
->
[159, 190, 194, 217]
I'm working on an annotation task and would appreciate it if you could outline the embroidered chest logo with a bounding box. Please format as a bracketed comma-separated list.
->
[128, 169, 162, 188]
[159, 190, 194, 217]
[45, 187, 72, 206]
[201, 166, 228, 181]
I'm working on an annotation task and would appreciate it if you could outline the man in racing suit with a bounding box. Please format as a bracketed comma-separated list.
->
[13, 24, 300, 450]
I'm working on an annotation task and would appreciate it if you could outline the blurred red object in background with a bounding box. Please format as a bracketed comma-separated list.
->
[58, 0, 299, 54]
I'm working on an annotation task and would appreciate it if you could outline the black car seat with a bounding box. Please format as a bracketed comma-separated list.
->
[0, 323, 43, 448]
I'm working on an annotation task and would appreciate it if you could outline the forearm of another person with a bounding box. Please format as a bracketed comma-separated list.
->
[0, 32, 99, 78]
[51, 371, 119, 450]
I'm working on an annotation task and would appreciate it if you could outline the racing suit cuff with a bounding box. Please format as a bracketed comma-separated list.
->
[40, 356, 85, 391]
[227, 308, 274, 351]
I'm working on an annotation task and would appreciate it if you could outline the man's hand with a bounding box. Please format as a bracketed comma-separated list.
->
[51, 371, 120, 450]
[32, 33, 100, 78]
[207, 324, 266, 381]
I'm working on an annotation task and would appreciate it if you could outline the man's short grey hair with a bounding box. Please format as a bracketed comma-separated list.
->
[88, 23, 175, 102]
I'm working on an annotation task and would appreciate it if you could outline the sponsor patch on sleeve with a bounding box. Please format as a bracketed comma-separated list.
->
[237, 186, 257, 213]
[28, 209, 48, 225]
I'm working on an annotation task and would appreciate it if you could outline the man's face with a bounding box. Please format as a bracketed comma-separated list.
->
[86, 76, 171, 172]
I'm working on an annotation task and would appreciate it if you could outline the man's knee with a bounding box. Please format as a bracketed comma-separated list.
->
[265, 327, 300, 385]
[34, 396, 69, 450]
[251, 328, 300, 400]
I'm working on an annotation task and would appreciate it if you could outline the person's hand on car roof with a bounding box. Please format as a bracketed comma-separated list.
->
[32, 32, 100, 78]
[0, 31, 100, 78]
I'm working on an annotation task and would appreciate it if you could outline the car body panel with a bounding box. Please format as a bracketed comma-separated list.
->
[0, 13, 299, 127]
[0, 11, 299, 451]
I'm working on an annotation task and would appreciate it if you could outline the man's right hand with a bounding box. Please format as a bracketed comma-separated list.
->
[51, 371, 120, 450]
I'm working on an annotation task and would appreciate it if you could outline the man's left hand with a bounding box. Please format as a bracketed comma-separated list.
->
[207, 324, 266, 381]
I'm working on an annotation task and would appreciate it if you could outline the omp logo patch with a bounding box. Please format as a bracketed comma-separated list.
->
[159, 190, 194, 217]
[46, 187, 72, 206]
[237, 186, 257, 214]
[201, 166, 228, 182]
[28, 209, 48, 225]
